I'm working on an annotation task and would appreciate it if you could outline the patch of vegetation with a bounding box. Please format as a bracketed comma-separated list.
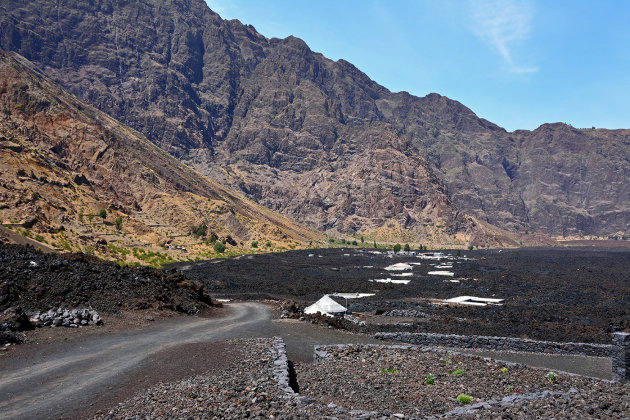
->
[546, 371, 557, 384]
[424, 373, 435, 386]
[450, 369, 466, 376]
[107, 243, 131, 258]
[131, 247, 174, 268]
[114, 216, 123, 231]
[504, 385, 514, 393]
[98, 209, 107, 219]
[190, 224, 207, 238]
[499, 367, 508, 373]
[393, 243, 401, 253]
[251, 240, 258, 248]
[403, 243, 410, 252]
[456, 394, 473, 404]
[213, 241, 226, 253]
[468, 244, 474, 250]
[379, 368, 398, 375]
[57, 233, 74, 252]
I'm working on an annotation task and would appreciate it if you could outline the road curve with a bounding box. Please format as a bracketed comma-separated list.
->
[0, 302, 611, 419]
[0, 303, 270, 420]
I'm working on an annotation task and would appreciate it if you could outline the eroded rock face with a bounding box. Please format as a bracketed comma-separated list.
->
[1, 0, 628, 237]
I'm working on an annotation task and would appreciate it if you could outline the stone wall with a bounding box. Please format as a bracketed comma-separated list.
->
[375, 331, 630, 382]
[612, 332, 630, 383]
[374, 332, 612, 357]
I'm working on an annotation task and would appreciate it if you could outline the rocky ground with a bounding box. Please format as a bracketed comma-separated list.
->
[91, 339, 629, 419]
[0, 243, 213, 315]
[0, 243, 214, 344]
[176, 247, 630, 343]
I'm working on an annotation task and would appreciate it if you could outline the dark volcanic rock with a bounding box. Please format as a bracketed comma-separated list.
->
[1, 0, 628, 238]
[0, 244, 212, 315]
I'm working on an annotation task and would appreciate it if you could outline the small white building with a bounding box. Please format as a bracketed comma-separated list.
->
[304, 295, 347, 317]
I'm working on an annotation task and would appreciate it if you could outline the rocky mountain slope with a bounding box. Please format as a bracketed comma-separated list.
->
[0, 49, 321, 264]
[1, 0, 627, 240]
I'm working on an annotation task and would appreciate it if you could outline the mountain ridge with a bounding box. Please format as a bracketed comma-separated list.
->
[1, 0, 627, 241]
[0, 48, 322, 263]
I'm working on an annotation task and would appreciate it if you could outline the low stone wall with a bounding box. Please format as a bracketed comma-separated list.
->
[376, 331, 630, 383]
[375, 332, 612, 357]
[612, 332, 630, 383]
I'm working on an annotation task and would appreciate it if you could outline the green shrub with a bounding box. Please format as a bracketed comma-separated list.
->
[393, 243, 401, 253]
[114, 216, 123, 231]
[424, 373, 435, 386]
[373, 240, 377, 248]
[265, 241, 272, 248]
[98, 209, 107, 219]
[351, 240, 358, 246]
[190, 224, 207, 238]
[456, 394, 473, 404]
[213, 241, 226, 253]
[546, 372, 557, 384]
[379, 368, 398, 374]
[457, 250, 461, 257]
[450, 369, 466, 376]
[468, 244, 474, 250]
[403, 243, 410, 252]
[499, 367, 508, 373]
[360, 236, 364, 243]
[251, 241, 258, 248]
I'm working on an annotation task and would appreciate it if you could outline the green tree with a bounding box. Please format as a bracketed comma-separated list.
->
[190, 224, 207, 238]
[457, 250, 461, 257]
[360, 236, 365, 243]
[373, 240, 377, 248]
[114, 216, 123, 231]
[468, 244, 474, 250]
[393, 243, 402, 253]
[213, 241, 226, 253]
[403, 243, 410, 252]
[98, 209, 107, 219]
[251, 241, 258, 248]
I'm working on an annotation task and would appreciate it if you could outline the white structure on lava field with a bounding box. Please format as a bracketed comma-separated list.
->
[304, 295, 347, 317]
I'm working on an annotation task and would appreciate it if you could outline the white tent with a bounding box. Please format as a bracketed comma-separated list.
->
[304, 295, 347, 317]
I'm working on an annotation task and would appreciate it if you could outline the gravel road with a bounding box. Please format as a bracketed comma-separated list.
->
[0, 303, 381, 419]
[0, 302, 616, 419]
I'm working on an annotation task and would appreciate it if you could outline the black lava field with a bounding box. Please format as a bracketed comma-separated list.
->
[176, 247, 630, 344]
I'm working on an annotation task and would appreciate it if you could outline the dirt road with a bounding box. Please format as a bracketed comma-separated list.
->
[0, 303, 381, 419]
[0, 303, 612, 419]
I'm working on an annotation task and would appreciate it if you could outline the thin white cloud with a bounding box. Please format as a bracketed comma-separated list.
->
[468, 0, 538, 74]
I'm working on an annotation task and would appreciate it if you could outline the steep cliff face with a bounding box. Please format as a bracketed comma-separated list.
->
[0, 49, 321, 262]
[1, 0, 627, 239]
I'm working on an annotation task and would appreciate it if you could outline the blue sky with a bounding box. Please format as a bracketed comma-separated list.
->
[206, 0, 629, 131]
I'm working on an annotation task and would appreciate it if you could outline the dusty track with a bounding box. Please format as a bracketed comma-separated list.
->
[0, 303, 381, 419]
[0, 302, 613, 419]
